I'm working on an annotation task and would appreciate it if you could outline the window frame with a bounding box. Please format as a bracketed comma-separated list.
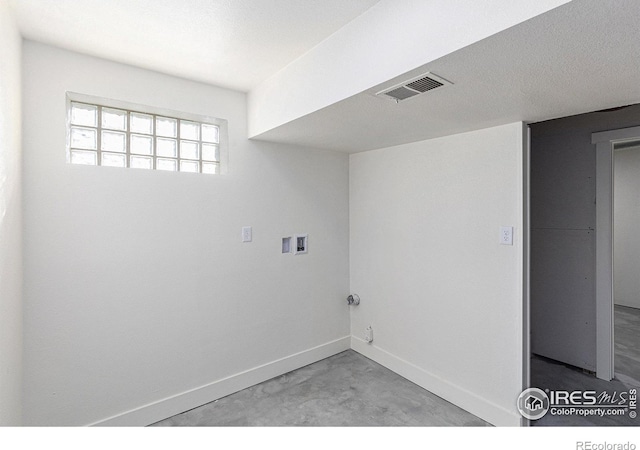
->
[65, 92, 229, 175]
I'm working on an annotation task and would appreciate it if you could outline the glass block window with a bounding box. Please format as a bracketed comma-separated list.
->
[67, 99, 223, 174]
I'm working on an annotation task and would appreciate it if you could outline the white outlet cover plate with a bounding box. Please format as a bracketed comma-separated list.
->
[500, 226, 513, 245]
[242, 226, 252, 242]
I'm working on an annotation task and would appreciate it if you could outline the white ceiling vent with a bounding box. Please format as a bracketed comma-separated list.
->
[376, 72, 452, 103]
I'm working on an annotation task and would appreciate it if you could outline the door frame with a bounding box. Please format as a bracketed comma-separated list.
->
[522, 124, 531, 426]
[592, 125, 640, 381]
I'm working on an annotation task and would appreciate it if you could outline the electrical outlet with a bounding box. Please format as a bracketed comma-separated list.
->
[364, 325, 373, 343]
[500, 226, 513, 245]
[242, 226, 252, 242]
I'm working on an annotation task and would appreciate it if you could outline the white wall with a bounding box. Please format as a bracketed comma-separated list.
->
[349, 122, 526, 426]
[614, 146, 640, 309]
[0, 0, 22, 426]
[21, 41, 350, 426]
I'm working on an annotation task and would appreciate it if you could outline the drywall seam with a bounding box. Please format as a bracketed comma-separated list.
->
[351, 337, 521, 427]
[89, 336, 350, 426]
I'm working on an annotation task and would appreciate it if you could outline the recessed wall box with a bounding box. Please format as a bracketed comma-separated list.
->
[282, 236, 292, 254]
[294, 234, 308, 254]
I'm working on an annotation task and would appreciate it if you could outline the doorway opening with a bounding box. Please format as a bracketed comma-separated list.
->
[612, 141, 640, 387]
[528, 106, 640, 426]
[593, 128, 640, 383]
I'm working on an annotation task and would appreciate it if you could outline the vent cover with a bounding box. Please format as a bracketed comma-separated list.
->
[376, 72, 452, 102]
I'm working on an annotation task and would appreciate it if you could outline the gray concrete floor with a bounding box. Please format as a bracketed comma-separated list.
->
[151, 350, 489, 427]
[531, 305, 640, 426]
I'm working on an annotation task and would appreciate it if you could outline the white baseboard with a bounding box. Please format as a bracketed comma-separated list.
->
[615, 301, 640, 311]
[350, 336, 522, 427]
[89, 336, 351, 426]
[90, 335, 521, 427]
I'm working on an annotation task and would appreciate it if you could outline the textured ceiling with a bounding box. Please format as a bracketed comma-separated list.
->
[254, 0, 640, 152]
[8, 0, 381, 91]
[9, 0, 640, 153]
